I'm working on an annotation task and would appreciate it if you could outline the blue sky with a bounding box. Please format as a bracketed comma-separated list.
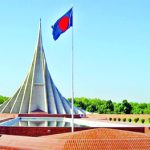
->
[0, 0, 150, 102]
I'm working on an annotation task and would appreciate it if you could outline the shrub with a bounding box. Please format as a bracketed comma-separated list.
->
[118, 118, 121, 121]
[128, 118, 132, 122]
[141, 119, 145, 124]
[109, 118, 112, 121]
[113, 118, 116, 121]
[134, 118, 139, 123]
[123, 118, 126, 122]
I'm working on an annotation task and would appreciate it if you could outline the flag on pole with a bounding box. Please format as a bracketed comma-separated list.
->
[52, 8, 73, 40]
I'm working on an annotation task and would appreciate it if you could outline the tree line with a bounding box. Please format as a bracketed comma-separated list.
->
[0, 95, 150, 114]
[0, 95, 9, 104]
[68, 97, 150, 114]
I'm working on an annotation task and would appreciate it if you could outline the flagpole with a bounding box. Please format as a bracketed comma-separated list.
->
[71, 7, 74, 133]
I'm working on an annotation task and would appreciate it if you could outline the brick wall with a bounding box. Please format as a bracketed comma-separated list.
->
[18, 114, 83, 118]
[0, 126, 94, 136]
[0, 126, 148, 137]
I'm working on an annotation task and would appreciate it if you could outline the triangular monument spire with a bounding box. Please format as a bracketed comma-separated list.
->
[0, 20, 84, 114]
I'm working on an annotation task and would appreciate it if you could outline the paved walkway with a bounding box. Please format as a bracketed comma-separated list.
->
[74, 118, 135, 127]
[0, 128, 150, 150]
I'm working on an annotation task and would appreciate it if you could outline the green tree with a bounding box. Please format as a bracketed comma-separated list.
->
[106, 100, 114, 111]
[0, 95, 9, 104]
[130, 102, 140, 114]
[75, 101, 86, 109]
[86, 104, 97, 112]
[98, 104, 107, 114]
[120, 100, 132, 114]
[67, 97, 150, 115]
[139, 103, 147, 110]
[114, 103, 122, 114]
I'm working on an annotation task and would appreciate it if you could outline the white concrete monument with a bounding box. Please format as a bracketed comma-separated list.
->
[0, 22, 84, 114]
